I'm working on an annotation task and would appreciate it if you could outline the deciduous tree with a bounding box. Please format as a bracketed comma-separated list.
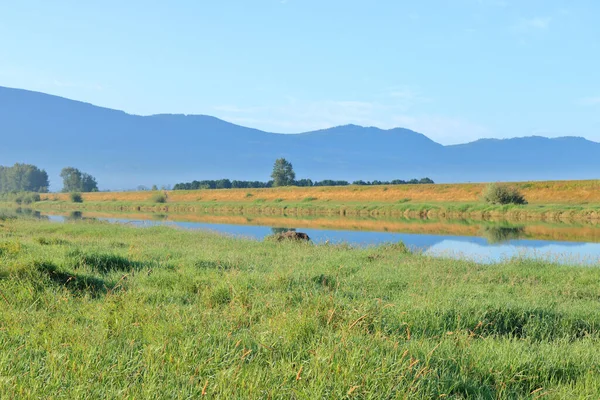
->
[60, 167, 98, 192]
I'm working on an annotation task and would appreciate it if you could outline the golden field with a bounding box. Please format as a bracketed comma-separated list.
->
[41, 179, 600, 205]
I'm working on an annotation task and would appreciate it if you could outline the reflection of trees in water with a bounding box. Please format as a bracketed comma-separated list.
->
[481, 225, 525, 243]
[65, 211, 97, 222]
[151, 213, 168, 221]
[15, 208, 47, 220]
[67, 211, 83, 220]
[271, 227, 296, 235]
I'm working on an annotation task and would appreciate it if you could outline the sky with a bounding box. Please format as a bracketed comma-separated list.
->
[1, 0, 599, 144]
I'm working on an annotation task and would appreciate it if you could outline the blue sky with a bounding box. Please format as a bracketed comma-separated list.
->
[1, 0, 599, 144]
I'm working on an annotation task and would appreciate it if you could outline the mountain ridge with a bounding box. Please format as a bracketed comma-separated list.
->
[0, 85, 598, 190]
[3, 85, 596, 144]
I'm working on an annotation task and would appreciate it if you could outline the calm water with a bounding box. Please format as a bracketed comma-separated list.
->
[42, 212, 600, 266]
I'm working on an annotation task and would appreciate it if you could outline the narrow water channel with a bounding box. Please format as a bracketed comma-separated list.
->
[35, 210, 600, 266]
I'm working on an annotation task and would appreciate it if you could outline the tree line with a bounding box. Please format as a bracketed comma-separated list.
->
[0, 163, 98, 193]
[0, 164, 49, 193]
[173, 177, 434, 191]
[174, 158, 434, 190]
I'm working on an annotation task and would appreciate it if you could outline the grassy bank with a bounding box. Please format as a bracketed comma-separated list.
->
[1, 217, 600, 398]
[27, 198, 600, 222]
[40, 179, 600, 204]
[29, 180, 600, 222]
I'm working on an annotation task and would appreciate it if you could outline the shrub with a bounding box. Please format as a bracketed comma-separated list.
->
[70, 192, 83, 203]
[482, 183, 527, 205]
[151, 193, 167, 203]
[23, 193, 41, 204]
[13, 192, 40, 205]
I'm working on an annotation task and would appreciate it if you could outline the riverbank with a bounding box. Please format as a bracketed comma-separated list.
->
[1, 217, 600, 397]
[6, 207, 600, 244]
[24, 197, 600, 222]
[27, 180, 600, 222]
[39, 179, 600, 204]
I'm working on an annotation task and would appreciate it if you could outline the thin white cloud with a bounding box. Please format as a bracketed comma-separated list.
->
[384, 86, 431, 107]
[476, 0, 508, 7]
[212, 93, 493, 145]
[528, 17, 552, 29]
[214, 99, 393, 132]
[579, 97, 600, 106]
[389, 89, 417, 100]
[213, 105, 267, 113]
[390, 115, 495, 144]
[512, 16, 552, 32]
[52, 79, 104, 91]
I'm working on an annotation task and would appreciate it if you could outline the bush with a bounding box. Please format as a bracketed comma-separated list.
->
[70, 192, 83, 203]
[483, 183, 527, 205]
[14, 192, 41, 205]
[23, 193, 40, 204]
[151, 193, 167, 203]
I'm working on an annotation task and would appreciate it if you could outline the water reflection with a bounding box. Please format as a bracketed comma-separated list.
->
[480, 225, 525, 243]
[67, 211, 83, 220]
[9, 209, 600, 266]
[271, 227, 296, 235]
[151, 213, 168, 221]
[64, 211, 98, 222]
[15, 208, 47, 220]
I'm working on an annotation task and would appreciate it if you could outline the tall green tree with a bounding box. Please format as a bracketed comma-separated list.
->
[60, 167, 98, 192]
[270, 158, 295, 187]
[0, 163, 49, 193]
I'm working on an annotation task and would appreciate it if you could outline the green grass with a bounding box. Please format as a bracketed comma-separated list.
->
[1, 218, 600, 398]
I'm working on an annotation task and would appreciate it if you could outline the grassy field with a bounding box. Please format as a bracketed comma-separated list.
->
[41, 180, 600, 204]
[1, 216, 600, 398]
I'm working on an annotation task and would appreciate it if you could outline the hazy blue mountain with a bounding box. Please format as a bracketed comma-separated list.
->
[0, 86, 598, 190]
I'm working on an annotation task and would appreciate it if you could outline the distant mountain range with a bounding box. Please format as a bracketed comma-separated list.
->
[0, 85, 598, 190]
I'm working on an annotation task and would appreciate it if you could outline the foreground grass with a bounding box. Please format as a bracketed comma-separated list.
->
[1, 218, 600, 398]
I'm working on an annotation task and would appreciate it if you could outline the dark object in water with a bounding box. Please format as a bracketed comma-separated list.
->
[274, 231, 311, 242]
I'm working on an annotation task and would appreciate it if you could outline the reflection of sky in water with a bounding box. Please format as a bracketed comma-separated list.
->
[47, 215, 68, 222]
[47, 215, 600, 266]
[425, 240, 600, 265]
